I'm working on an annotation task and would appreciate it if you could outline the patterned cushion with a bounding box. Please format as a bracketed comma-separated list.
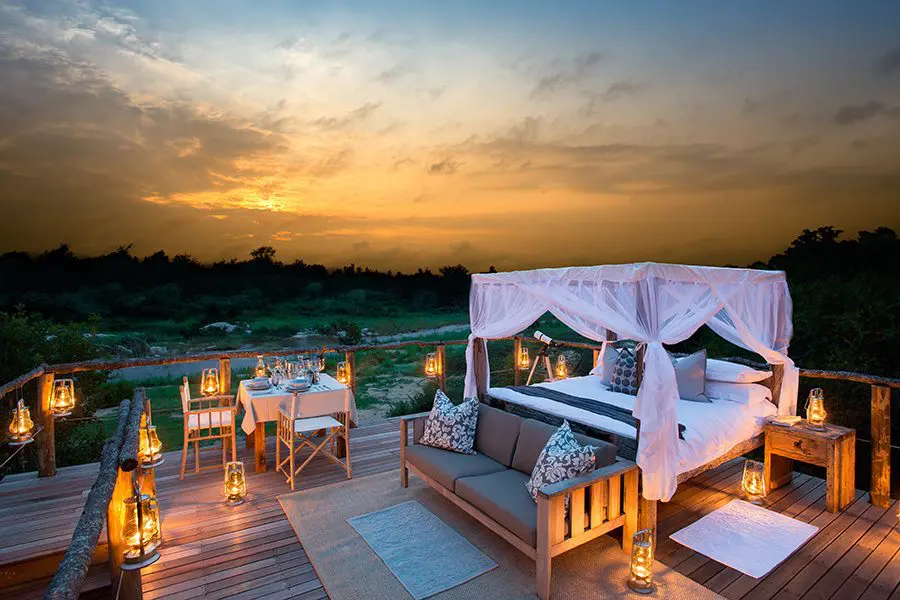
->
[419, 390, 479, 455]
[609, 347, 639, 395]
[525, 421, 596, 502]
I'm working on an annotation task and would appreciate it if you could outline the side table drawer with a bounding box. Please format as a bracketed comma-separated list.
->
[768, 431, 827, 465]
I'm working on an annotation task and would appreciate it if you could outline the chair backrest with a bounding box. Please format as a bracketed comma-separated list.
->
[180, 376, 191, 412]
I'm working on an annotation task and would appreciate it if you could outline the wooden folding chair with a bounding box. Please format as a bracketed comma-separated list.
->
[180, 376, 238, 480]
[276, 393, 351, 490]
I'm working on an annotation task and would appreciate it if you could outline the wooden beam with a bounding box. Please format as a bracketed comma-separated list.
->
[871, 385, 891, 507]
[473, 337, 488, 401]
[436, 345, 446, 392]
[0, 363, 46, 398]
[37, 373, 56, 478]
[513, 337, 522, 387]
[218, 357, 232, 395]
[345, 351, 357, 398]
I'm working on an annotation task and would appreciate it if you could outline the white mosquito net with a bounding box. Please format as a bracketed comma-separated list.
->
[463, 262, 798, 501]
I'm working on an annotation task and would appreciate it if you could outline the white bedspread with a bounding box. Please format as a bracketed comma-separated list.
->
[488, 376, 776, 477]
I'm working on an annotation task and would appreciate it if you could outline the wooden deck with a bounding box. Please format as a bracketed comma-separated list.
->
[1, 420, 899, 600]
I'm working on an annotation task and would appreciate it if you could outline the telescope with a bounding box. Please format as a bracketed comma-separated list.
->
[533, 330, 557, 346]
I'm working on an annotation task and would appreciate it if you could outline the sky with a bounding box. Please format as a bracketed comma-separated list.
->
[0, 0, 898, 271]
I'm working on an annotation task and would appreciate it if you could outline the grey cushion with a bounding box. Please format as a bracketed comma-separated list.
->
[672, 349, 711, 402]
[455, 470, 538, 546]
[406, 444, 506, 491]
[474, 404, 522, 467]
[609, 347, 639, 395]
[511, 419, 616, 475]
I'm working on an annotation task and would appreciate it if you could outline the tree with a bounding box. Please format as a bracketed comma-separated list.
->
[250, 246, 277, 262]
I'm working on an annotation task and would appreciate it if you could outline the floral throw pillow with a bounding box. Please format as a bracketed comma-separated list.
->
[526, 421, 597, 502]
[609, 347, 639, 396]
[419, 390, 479, 455]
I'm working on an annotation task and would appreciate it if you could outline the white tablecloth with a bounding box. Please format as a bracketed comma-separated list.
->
[237, 373, 358, 435]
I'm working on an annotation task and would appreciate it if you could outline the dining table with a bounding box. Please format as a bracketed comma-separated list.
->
[236, 373, 358, 473]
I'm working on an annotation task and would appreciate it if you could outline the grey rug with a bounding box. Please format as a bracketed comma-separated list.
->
[347, 500, 497, 599]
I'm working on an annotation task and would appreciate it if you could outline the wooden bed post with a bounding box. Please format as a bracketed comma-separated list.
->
[436, 345, 447, 393]
[513, 336, 522, 387]
[473, 337, 488, 401]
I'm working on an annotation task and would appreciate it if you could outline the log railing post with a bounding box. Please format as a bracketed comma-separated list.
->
[871, 385, 891, 507]
[436, 344, 446, 393]
[513, 336, 522, 387]
[37, 373, 56, 477]
[219, 357, 232, 395]
[345, 351, 357, 398]
[473, 338, 488, 401]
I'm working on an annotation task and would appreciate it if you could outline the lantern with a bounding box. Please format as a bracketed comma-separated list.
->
[139, 418, 164, 468]
[255, 355, 268, 378]
[517, 346, 530, 370]
[50, 378, 75, 417]
[121, 490, 162, 570]
[806, 388, 827, 430]
[741, 459, 767, 504]
[8, 398, 35, 445]
[201, 368, 220, 396]
[425, 352, 439, 378]
[627, 528, 656, 594]
[336, 361, 351, 385]
[555, 355, 568, 380]
[317, 354, 327, 372]
[224, 461, 247, 506]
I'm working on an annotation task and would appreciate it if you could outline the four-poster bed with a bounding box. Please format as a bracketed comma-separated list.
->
[463, 262, 800, 529]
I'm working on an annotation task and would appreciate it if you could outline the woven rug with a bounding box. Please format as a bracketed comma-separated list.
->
[278, 471, 726, 600]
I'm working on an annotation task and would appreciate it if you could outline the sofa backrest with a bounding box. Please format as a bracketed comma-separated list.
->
[510, 418, 617, 475]
[473, 404, 522, 467]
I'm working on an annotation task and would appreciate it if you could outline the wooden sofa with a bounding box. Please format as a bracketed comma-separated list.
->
[400, 403, 639, 600]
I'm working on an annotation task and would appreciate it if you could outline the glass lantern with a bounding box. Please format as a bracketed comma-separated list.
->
[50, 378, 76, 417]
[424, 352, 439, 378]
[317, 354, 327, 372]
[336, 361, 351, 385]
[806, 388, 827, 431]
[224, 461, 247, 506]
[201, 368, 220, 397]
[627, 528, 656, 594]
[517, 346, 531, 370]
[742, 459, 767, 504]
[555, 355, 569, 380]
[8, 398, 35, 445]
[255, 355, 268, 378]
[122, 491, 162, 570]
[139, 418, 164, 468]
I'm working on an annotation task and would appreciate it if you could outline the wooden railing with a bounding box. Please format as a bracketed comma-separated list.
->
[2, 335, 898, 505]
[44, 389, 151, 599]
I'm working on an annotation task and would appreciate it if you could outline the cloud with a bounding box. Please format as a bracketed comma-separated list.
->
[376, 63, 411, 84]
[874, 46, 900, 76]
[428, 157, 460, 174]
[833, 101, 900, 125]
[601, 81, 648, 103]
[530, 51, 604, 98]
[311, 102, 382, 130]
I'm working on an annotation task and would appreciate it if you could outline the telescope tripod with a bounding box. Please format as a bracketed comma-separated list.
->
[525, 343, 556, 386]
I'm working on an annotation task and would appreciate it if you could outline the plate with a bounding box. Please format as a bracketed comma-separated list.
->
[246, 380, 271, 391]
[285, 382, 311, 392]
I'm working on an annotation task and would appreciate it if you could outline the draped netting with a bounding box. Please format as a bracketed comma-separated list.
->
[463, 263, 798, 502]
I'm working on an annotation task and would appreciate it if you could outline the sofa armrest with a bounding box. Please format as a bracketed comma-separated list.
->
[399, 411, 430, 445]
[398, 411, 431, 422]
[537, 459, 638, 499]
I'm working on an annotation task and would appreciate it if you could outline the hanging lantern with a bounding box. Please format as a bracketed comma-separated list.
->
[139, 417, 164, 468]
[317, 354, 327, 372]
[8, 398, 35, 446]
[517, 346, 530, 370]
[224, 460, 248, 506]
[255, 355, 268, 378]
[741, 459, 767, 504]
[555, 354, 569, 380]
[627, 528, 656, 594]
[121, 490, 162, 570]
[336, 361, 351, 385]
[806, 388, 827, 431]
[201, 368, 220, 397]
[425, 352, 439, 378]
[50, 378, 75, 417]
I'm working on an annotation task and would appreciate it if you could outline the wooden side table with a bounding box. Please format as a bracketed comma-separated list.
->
[764, 421, 855, 513]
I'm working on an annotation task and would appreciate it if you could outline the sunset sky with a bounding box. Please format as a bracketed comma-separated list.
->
[0, 0, 899, 271]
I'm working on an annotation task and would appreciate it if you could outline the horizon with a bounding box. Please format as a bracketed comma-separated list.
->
[1, 1, 899, 271]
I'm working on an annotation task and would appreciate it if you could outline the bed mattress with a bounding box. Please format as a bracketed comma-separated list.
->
[488, 375, 776, 477]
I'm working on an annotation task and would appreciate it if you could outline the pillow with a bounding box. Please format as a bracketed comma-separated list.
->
[419, 390, 479, 455]
[609, 348, 639, 395]
[705, 381, 773, 406]
[525, 420, 596, 502]
[590, 346, 619, 384]
[672, 350, 711, 402]
[706, 359, 773, 384]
